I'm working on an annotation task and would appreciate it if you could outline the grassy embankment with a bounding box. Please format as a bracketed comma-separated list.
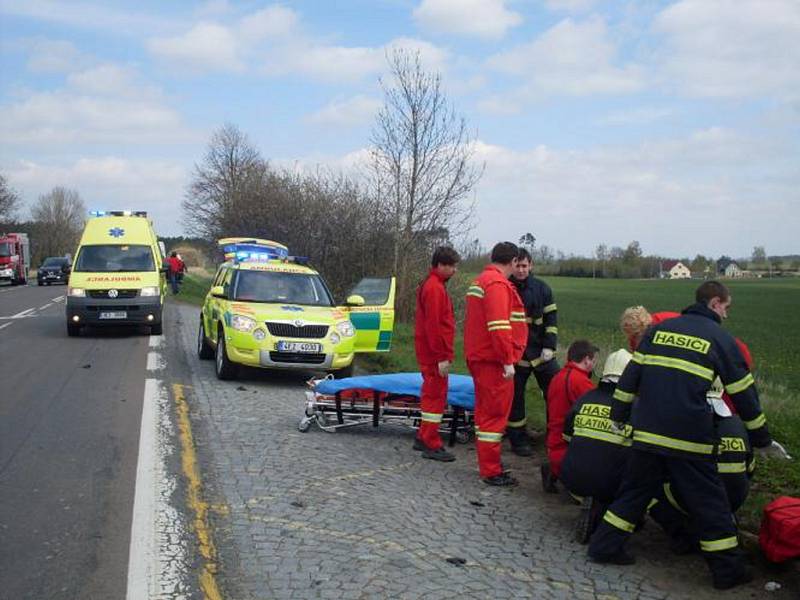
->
[361, 274, 800, 531]
[177, 271, 799, 530]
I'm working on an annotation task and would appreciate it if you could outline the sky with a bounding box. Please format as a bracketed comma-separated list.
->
[1, 0, 798, 259]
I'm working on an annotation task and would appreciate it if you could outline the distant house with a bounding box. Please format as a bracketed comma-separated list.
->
[717, 258, 743, 278]
[725, 262, 743, 278]
[661, 260, 691, 279]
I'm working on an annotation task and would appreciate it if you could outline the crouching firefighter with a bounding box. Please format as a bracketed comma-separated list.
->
[588, 281, 774, 590]
[560, 349, 634, 543]
[649, 381, 756, 554]
[507, 248, 560, 456]
[465, 242, 528, 486]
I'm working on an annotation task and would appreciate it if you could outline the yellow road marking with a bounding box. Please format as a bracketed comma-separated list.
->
[173, 383, 223, 600]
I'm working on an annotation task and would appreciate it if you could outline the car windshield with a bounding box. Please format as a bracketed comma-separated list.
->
[0, 243, 11, 257]
[232, 270, 333, 306]
[42, 257, 67, 267]
[74, 244, 155, 272]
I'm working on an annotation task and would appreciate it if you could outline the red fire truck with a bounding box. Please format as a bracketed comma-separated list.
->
[0, 232, 30, 285]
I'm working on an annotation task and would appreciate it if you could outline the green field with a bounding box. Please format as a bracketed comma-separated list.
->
[178, 272, 799, 529]
[360, 275, 800, 530]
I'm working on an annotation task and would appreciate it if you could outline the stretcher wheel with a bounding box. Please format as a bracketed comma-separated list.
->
[455, 430, 472, 444]
[297, 418, 311, 433]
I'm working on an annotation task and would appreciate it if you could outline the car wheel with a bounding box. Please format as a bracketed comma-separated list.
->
[37, 280, 42, 286]
[150, 322, 163, 336]
[197, 317, 214, 359]
[215, 326, 237, 380]
[67, 323, 81, 337]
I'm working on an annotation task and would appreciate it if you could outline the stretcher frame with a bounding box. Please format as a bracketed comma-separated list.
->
[298, 383, 474, 447]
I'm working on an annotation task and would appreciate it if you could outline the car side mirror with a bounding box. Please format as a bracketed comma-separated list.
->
[211, 285, 226, 299]
[346, 294, 365, 307]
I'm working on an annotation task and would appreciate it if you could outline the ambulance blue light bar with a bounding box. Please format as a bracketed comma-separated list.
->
[89, 210, 148, 217]
[218, 238, 289, 262]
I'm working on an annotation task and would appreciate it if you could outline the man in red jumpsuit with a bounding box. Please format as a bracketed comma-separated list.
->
[465, 242, 528, 486]
[413, 246, 460, 461]
[542, 339, 599, 493]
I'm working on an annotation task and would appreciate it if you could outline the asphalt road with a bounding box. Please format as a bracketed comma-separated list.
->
[0, 282, 150, 600]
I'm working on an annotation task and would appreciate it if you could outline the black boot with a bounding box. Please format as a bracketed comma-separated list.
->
[507, 427, 533, 457]
[540, 463, 558, 494]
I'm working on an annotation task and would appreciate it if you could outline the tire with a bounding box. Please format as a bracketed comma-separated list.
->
[197, 317, 214, 359]
[150, 322, 163, 336]
[215, 326, 238, 380]
[37, 280, 42, 286]
[67, 323, 81, 337]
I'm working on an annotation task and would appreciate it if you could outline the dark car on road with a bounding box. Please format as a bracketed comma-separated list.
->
[37, 256, 71, 285]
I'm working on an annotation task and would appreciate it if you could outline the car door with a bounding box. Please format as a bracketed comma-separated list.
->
[204, 266, 229, 342]
[342, 277, 396, 352]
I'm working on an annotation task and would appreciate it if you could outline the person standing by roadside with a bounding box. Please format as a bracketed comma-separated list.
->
[413, 246, 460, 462]
[166, 251, 182, 295]
[508, 248, 560, 456]
[465, 242, 528, 486]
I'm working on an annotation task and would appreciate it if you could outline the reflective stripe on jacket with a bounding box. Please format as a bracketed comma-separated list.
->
[510, 274, 558, 360]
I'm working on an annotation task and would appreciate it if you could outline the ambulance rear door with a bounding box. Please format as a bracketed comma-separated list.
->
[344, 277, 396, 353]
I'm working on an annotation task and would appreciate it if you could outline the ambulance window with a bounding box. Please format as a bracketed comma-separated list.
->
[348, 278, 391, 305]
[221, 269, 233, 297]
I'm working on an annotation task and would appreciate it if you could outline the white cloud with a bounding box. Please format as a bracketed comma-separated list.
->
[147, 22, 244, 73]
[485, 17, 644, 106]
[597, 106, 674, 126]
[6, 157, 188, 234]
[413, 0, 522, 39]
[0, 64, 195, 145]
[653, 0, 800, 99]
[466, 128, 799, 256]
[239, 5, 298, 42]
[24, 39, 88, 73]
[544, 0, 598, 12]
[305, 95, 381, 128]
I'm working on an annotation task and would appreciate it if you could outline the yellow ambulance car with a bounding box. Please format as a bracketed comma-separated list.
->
[198, 238, 395, 379]
[66, 211, 166, 336]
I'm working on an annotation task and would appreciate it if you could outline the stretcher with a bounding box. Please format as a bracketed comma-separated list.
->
[299, 373, 475, 446]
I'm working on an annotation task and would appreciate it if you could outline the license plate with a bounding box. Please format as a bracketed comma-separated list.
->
[276, 341, 321, 353]
[99, 311, 127, 320]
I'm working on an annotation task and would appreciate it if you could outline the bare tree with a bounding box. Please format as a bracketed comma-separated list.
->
[183, 124, 265, 240]
[30, 187, 86, 259]
[369, 48, 482, 316]
[0, 173, 21, 223]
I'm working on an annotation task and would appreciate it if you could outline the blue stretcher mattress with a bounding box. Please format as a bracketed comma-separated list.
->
[314, 373, 475, 410]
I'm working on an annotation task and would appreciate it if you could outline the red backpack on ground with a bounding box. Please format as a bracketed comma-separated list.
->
[760, 496, 800, 563]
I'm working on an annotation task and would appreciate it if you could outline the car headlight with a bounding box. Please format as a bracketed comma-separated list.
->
[140, 286, 160, 297]
[330, 332, 341, 345]
[253, 328, 266, 341]
[336, 320, 355, 337]
[68, 287, 86, 297]
[231, 314, 257, 332]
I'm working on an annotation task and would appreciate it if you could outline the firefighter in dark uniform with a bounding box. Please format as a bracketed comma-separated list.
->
[649, 383, 756, 553]
[588, 281, 773, 590]
[560, 349, 633, 543]
[507, 248, 559, 456]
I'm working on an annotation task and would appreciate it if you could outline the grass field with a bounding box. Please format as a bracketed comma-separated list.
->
[178, 272, 799, 530]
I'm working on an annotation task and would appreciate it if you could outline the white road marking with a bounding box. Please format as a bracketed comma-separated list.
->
[52, 295, 65, 302]
[148, 335, 164, 348]
[10, 307, 35, 318]
[0, 322, 11, 331]
[126, 378, 159, 600]
[39, 303, 52, 311]
[146, 351, 165, 371]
